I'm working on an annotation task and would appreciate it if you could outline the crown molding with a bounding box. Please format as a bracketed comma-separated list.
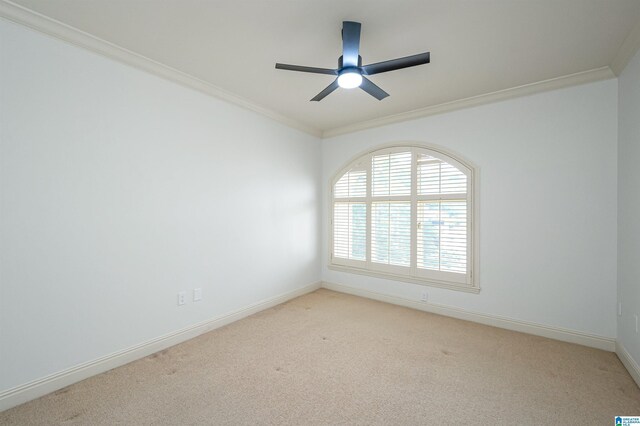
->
[322, 66, 616, 138]
[0, 0, 323, 138]
[0, 0, 624, 140]
[611, 17, 640, 76]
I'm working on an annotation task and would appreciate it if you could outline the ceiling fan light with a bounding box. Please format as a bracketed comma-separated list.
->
[337, 70, 363, 89]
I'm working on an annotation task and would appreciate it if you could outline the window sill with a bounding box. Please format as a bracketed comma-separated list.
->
[327, 263, 480, 294]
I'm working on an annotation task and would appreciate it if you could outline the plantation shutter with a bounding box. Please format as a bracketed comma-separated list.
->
[372, 151, 412, 196]
[416, 153, 468, 274]
[334, 169, 367, 198]
[333, 203, 366, 261]
[333, 168, 367, 262]
[371, 151, 412, 267]
[418, 153, 467, 195]
[371, 202, 411, 266]
[330, 146, 474, 290]
[417, 201, 467, 273]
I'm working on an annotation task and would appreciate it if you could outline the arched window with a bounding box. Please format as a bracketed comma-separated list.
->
[330, 145, 478, 292]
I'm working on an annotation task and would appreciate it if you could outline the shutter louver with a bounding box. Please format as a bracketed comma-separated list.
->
[333, 202, 367, 261]
[372, 202, 411, 267]
[372, 152, 412, 197]
[333, 167, 367, 262]
[416, 202, 440, 270]
[418, 154, 466, 195]
[417, 152, 468, 274]
[417, 201, 467, 273]
[440, 200, 467, 273]
[371, 151, 412, 267]
[334, 169, 366, 198]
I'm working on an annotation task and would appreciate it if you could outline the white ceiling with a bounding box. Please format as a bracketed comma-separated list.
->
[7, 0, 640, 134]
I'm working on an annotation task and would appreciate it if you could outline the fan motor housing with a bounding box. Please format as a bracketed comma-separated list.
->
[338, 55, 363, 68]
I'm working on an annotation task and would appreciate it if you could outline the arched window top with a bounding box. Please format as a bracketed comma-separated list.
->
[333, 146, 471, 198]
[330, 145, 478, 293]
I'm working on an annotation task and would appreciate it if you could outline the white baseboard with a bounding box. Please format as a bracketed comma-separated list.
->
[0, 281, 321, 412]
[616, 341, 640, 388]
[321, 281, 616, 352]
[2, 280, 626, 413]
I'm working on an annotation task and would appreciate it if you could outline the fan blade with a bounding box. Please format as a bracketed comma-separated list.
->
[311, 79, 340, 102]
[342, 21, 361, 67]
[360, 77, 389, 100]
[361, 52, 430, 76]
[275, 63, 338, 75]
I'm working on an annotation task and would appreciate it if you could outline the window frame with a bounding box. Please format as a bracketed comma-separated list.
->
[329, 143, 480, 293]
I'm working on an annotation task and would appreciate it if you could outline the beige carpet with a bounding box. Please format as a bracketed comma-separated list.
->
[2, 289, 639, 425]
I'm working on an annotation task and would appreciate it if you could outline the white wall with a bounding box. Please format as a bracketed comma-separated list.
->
[618, 48, 640, 363]
[322, 79, 618, 338]
[0, 19, 321, 393]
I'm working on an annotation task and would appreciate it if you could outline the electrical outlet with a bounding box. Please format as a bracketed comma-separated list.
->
[193, 288, 202, 302]
[177, 291, 186, 306]
[421, 291, 428, 302]
[618, 302, 622, 317]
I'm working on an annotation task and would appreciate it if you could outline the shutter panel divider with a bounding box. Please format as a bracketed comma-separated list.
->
[410, 148, 418, 272]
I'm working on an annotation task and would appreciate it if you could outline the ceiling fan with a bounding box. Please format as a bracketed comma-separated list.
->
[275, 21, 430, 102]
